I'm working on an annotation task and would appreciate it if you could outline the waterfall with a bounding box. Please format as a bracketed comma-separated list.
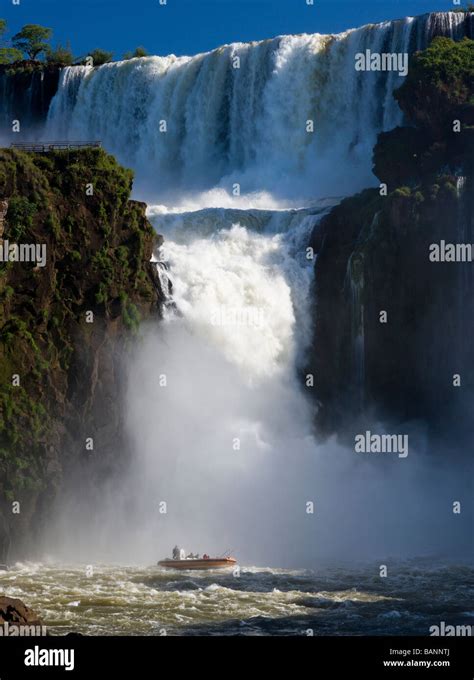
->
[0, 68, 60, 142]
[345, 251, 366, 406]
[455, 176, 473, 360]
[29, 12, 474, 565]
[43, 12, 474, 204]
[149, 205, 327, 376]
[109, 206, 326, 563]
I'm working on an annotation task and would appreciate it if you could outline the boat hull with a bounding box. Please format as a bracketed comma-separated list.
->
[158, 558, 236, 570]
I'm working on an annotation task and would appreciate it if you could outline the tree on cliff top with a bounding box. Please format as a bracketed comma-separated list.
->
[0, 18, 23, 64]
[12, 24, 52, 60]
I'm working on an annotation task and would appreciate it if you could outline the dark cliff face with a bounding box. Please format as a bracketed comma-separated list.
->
[0, 148, 164, 561]
[309, 36, 474, 437]
[0, 63, 61, 142]
[310, 180, 474, 434]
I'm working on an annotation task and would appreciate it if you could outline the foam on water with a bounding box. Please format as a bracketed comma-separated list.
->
[44, 13, 472, 205]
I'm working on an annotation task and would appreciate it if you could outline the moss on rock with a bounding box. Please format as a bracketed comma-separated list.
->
[0, 148, 164, 558]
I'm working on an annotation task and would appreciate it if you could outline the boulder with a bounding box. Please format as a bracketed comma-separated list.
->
[0, 596, 43, 626]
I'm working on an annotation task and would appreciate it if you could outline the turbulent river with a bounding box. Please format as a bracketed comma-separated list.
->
[1, 561, 473, 635]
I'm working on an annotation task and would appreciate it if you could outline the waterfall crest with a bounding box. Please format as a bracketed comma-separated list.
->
[44, 12, 474, 204]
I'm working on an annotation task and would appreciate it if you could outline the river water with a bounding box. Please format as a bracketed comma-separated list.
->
[1, 560, 473, 636]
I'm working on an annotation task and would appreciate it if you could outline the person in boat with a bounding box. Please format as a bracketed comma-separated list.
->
[203, 554, 210, 560]
[172, 545, 180, 560]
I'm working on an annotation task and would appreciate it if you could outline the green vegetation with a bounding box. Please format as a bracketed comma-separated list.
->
[124, 46, 149, 60]
[0, 17, 22, 64]
[12, 24, 52, 60]
[46, 41, 74, 65]
[0, 17, 149, 67]
[395, 37, 474, 130]
[120, 292, 141, 332]
[0, 148, 160, 501]
[373, 37, 474, 186]
[5, 196, 37, 241]
[86, 48, 114, 66]
[0, 47, 23, 65]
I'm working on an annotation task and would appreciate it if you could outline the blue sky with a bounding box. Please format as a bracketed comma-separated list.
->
[0, 0, 461, 58]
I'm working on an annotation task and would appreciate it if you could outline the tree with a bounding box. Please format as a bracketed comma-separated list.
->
[12, 24, 52, 60]
[87, 49, 113, 66]
[0, 18, 23, 64]
[0, 47, 23, 64]
[46, 41, 74, 65]
[123, 46, 148, 60]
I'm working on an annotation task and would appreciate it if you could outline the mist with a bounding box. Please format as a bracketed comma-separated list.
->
[29, 11, 473, 570]
[39, 211, 473, 569]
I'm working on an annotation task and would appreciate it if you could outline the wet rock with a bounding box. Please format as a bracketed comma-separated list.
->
[0, 597, 43, 626]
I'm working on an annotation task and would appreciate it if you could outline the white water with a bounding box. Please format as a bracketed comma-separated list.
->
[44, 12, 471, 206]
[118, 208, 323, 565]
[39, 12, 473, 567]
[44, 201, 471, 568]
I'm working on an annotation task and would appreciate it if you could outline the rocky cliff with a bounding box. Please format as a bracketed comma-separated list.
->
[0, 62, 61, 141]
[0, 147, 164, 561]
[309, 37, 474, 436]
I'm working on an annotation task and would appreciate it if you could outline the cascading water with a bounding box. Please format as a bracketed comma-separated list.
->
[2, 13, 473, 636]
[37, 12, 474, 566]
[345, 251, 366, 407]
[46, 207, 332, 566]
[43, 12, 474, 205]
[455, 176, 473, 361]
[150, 208, 323, 377]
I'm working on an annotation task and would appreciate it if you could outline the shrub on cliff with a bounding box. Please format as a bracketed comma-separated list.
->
[395, 37, 474, 139]
[373, 37, 474, 186]
[46, 42, 74, 66]
[123, 47, 148, 60]
[87, 49, 113, 66]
